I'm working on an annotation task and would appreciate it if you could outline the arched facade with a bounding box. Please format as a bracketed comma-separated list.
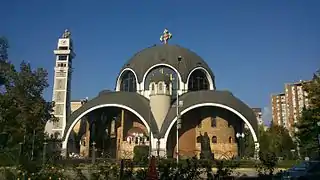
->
[162, 102, 259, 159]
[163, 103, 258, 143]
[62, 92, 159, 156]
[63, 103, 154, 156]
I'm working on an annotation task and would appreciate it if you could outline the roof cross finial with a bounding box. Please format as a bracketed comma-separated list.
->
[62, 29, 71, 39]
[160, 28, 172, 44]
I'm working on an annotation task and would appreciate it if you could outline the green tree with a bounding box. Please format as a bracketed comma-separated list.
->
[0, 38, 55, 164]
[295, 71, 320, 158]
[243, 125, 268, 158]
[243, 128, 255, 158]
[258, 125, 270, 154]
[0, 37, 8, 61]
[267, 125, 295, 159]
[0, 37, 9, 85]
[252, 124, 295, 160]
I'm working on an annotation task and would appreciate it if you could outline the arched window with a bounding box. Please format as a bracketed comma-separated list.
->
[120, 71, 136, 92]
[144, 66, 179, 98]
[196, 136, 201, 143]
[158, 82, 163, 91]
[151, 83, 155, 91]
[212, 136, 217, 143]
[188, 69, 209, 91]
[229, 137, 233, 143]
[211, 117, 216, 127]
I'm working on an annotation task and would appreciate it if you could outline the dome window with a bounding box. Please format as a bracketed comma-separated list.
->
[120, 71, 136, 92]
[158, 82, 163, 91]
[188, 69, 209, 91]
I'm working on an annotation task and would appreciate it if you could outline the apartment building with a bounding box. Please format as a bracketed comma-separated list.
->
[271, 80, 310, 133]
[271, 93, 287, 127]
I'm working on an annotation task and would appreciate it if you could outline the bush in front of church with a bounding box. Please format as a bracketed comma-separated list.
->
[133, 145, 149, 166]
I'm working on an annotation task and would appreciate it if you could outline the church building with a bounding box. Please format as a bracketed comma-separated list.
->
[45, 29, 260, 160]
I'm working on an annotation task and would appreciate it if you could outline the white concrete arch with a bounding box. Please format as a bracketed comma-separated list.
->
[163, 103, 259, 147]
[141, 63, 183, 91]
[116, 68, 139, 91]
[62, 104, 153, 151]
[186, 67, 215, 90]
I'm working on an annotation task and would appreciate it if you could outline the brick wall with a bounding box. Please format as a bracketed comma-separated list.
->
[168, 107, 240, 160]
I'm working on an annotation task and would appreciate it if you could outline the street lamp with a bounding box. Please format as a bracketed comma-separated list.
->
[157, 138, 160, 158]
[42, 141, 48, 165]
[176, 56, 182, 164]
[102, 128, 108, 157]
[92, 142, 96, 164]
[236, 132, 245, 159]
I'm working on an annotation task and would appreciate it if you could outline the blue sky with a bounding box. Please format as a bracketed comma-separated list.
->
[2, 0, 319, 124]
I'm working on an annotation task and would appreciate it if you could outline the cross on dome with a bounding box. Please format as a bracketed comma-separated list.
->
[160, 28, 172, 44]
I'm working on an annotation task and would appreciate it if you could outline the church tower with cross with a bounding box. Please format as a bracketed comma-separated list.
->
[45, 29, 76, 138]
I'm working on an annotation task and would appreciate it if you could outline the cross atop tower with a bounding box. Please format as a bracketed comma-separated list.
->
[160, 28, 172, 44]
[62, 29, 71, 39]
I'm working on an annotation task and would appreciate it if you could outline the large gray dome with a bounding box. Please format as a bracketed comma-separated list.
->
[120, 44, 215, 84]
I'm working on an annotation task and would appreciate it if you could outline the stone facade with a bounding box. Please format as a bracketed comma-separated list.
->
[68, 107, 242, 160]
[167, 107, 241, 160]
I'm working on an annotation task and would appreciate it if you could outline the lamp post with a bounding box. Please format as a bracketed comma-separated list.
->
[236, 132, 245, 159]
[42, 141, 48, 165]
[102, 129, 107, 158]
[157, 138, 160, 158]
[92, 141, 96, 164]
[31, 130, 36, 161]
[148, 105, 152, 158]
[18, 142, 23, 164]
[176, 56, 182, 164]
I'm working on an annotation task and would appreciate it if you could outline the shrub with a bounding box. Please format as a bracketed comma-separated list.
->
[256, 151, 278, 176]
[133, 145, 149, 166]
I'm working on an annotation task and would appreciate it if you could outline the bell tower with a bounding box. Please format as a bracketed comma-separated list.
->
[45, 29, 76, 138]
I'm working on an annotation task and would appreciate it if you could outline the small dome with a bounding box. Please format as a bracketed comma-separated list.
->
[119, 44, 215, 84]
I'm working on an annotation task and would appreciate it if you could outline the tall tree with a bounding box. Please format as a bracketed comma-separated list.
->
[246, 124, 296, 160]
[243, 128, 255, 158]
[295, 71, 320, 158]
[267, 125, 295, 159]
[0, 37, 9, 86]
[243, 125, 268, 158]
[0, 37, 8, 61]
[0, 38, 55, 162]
